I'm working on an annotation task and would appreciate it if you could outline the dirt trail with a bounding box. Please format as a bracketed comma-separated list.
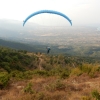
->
[38, 57, 43, 70]
[27, 52, 44, 70]
[34, 53, 44, 70]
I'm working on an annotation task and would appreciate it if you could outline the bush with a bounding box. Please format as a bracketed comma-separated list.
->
[92, 90, 100, 100]
[81, 96, 91, 100]
[23, 82, 34, 94]
[88, 65, 98, 78]
[79, 64, 92, 74]
[70, 68, 82, 76]
[60, 71, 70, 79]
[10, 70, 25, 80]
[0, 72, 10, 89]
[33, 70, 49, 76]
[46, 79, 66, 92]
[97, 66, 100, 71]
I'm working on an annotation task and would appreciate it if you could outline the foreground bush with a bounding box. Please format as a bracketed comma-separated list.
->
[0, 72, 10, 89]
[92, 90, 100, 100]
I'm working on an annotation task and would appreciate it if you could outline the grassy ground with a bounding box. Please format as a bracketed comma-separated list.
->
[0, 49, 100, 100]
[0, 72, 100, 100]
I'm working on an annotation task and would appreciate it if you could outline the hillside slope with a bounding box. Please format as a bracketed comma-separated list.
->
[0, 47, 100, 100]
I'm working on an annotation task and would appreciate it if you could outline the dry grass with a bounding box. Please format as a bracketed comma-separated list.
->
[0, 73, 100, 100]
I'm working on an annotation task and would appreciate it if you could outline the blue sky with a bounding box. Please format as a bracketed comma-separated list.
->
[0, 0, 100, 26]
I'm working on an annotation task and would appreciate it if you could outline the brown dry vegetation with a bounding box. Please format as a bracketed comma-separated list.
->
[0, 72, 100, 100]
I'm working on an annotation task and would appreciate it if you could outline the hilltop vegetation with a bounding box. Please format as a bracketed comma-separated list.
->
[0, 46, 100, 100]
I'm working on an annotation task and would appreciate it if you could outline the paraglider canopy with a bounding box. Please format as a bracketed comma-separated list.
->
[23, 10, 72, 26]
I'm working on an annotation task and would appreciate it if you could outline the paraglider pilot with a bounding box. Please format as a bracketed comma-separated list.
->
[47, 47, 51, 54]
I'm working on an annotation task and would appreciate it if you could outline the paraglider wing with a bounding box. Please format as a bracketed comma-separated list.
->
[23, 10, 72, 26]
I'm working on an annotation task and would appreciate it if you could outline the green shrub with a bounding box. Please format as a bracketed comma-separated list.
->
[23, 82, 34, 94]
[33, 70, 49, 76]
[60, 71, 70, 79]
[49, 66, 66, 76]
[10, 70, 25, 80]
[79, 64, 92, 74]
[0, 72, 10, 89]
[70, 68, 82, 76]
[81, 96, 91, 100]
[3, 65, 11, 73]
[46, 79, 66, 92]
[23, 71, 33, 79]
[97, 66, 100, 71]
[88, 65, 98, 78]
[92, 90, 100, 100]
